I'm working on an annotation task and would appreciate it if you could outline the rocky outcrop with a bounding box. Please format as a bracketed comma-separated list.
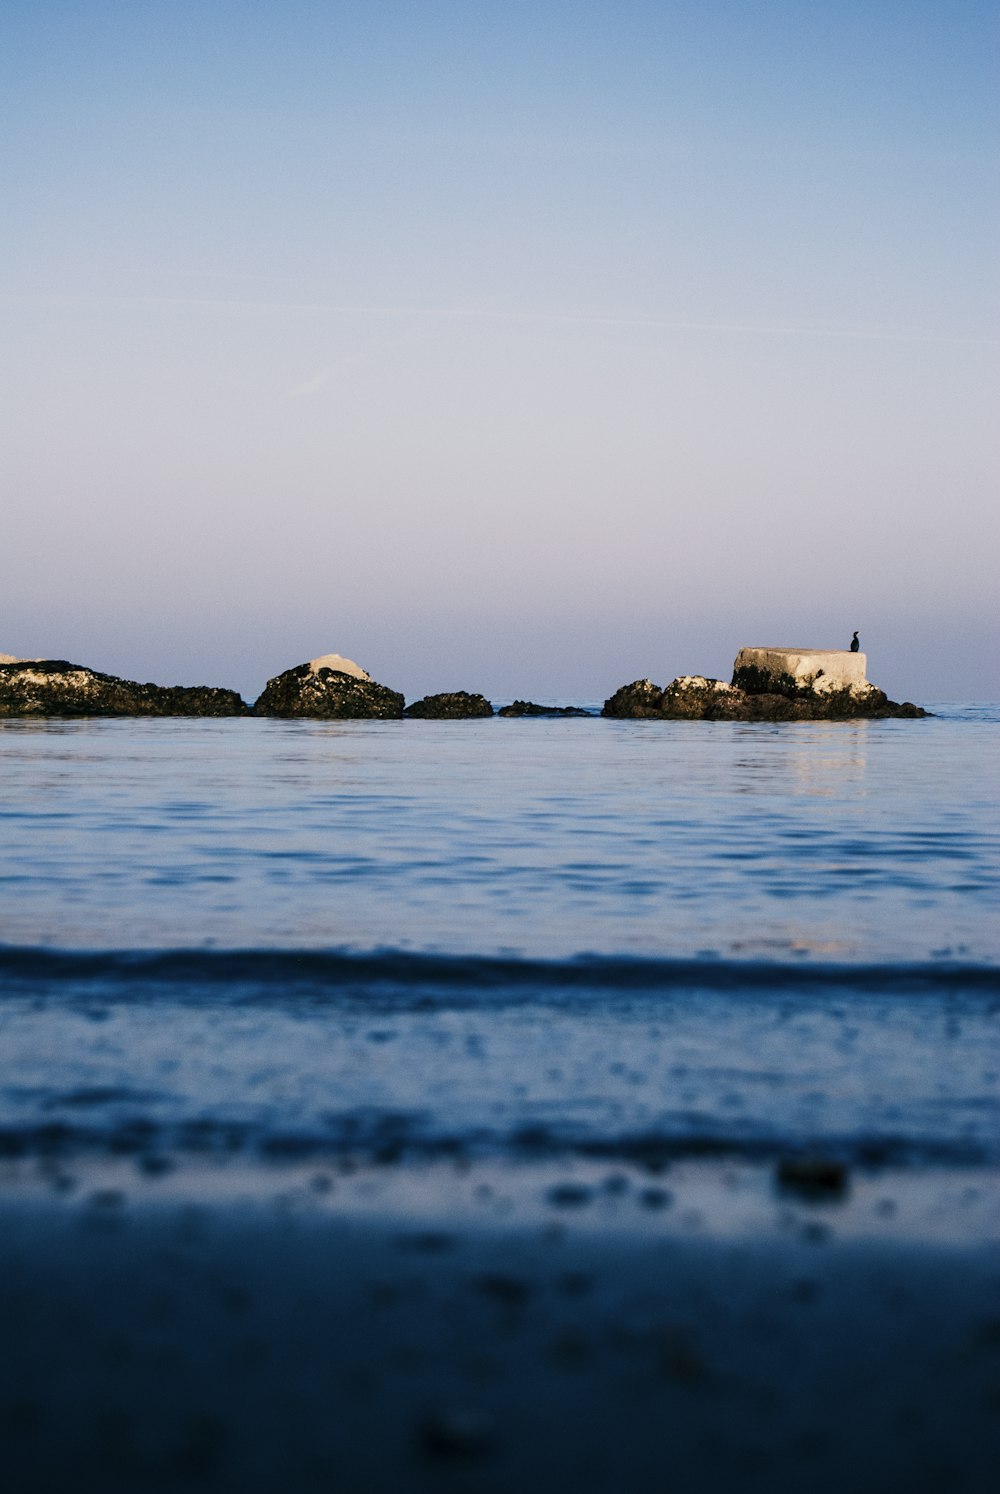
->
[404, 691, 494, 719]
[730, 647, 894, 715]
[659, 676, 749, 720]
[602, 672, 926, 721]
[728, 647, 925, 718]
[253, 662, 404, 718]
[602, 644, 927, 721]
[600, 679, 666, 719]
[0, 660, 248, 717]
[602, 677, 745, 720]
[497, 701, 591, 717]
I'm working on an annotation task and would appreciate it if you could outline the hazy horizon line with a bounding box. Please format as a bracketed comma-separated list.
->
[6, 291, 996, 349]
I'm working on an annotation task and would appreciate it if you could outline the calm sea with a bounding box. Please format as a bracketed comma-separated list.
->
[1, 705, 997, 1168]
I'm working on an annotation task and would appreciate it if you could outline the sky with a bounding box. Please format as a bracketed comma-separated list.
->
[3, 1, 997, 703]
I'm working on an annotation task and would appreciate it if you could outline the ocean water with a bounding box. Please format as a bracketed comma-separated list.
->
[0, 705, 997, 1171]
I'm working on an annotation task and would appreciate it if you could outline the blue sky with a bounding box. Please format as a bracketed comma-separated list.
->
[3, 2, 997, 700]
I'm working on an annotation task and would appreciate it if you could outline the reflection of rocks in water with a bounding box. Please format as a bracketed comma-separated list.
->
[788, 728, 870, 795]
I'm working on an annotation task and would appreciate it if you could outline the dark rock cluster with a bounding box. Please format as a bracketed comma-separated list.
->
[0, 652, 928, 723]
[0, 660, 248, 717]
[602, 675, 926, 722]
[404, 692, 494, 719]
[497, 701, 591, 717]
[253, 663, 404, 719]
[602, 678, 741, 720]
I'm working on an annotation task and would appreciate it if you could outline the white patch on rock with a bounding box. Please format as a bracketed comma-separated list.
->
[671, 676, 737, 693]
[0, 653, 23, 663]
[307, 654, 372, 681]
[17, 669, 93, 689]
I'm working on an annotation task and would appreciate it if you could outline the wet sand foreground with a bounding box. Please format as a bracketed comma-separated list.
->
[2, 1155, 997, 1494]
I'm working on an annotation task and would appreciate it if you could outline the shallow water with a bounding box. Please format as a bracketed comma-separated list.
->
[1, 707, 998, 1493]
[0, 706, 997, 1168]
[0, 706, 997, 961]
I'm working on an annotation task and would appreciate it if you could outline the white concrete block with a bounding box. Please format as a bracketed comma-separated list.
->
[733, 647, 869, 695]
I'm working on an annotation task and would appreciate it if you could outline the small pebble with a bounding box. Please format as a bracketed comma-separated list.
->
[416, 1410, 494, 1462]
[546, 1183, 593, 1208]
[138, 1154, 173, 1178]
[777, 1156, 849, 1199]
[471, 1273, 531, 1307]
[396, 1230, 456, 1253]
[89, 1189, 125, 1209]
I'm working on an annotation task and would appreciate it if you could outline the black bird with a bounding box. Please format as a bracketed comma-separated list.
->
[850, 631, 860, 653]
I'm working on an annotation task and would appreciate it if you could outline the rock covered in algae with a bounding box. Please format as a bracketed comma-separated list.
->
[254, 655, 404, 718]
[404, 691, 494, 719]
[602, 670, 925, 722]
[497, 700, 591, 717]
[0, 659, 248, 717]
[603, 644, 926, 721]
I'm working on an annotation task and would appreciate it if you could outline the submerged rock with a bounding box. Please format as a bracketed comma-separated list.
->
[497, 701, 591, 717]
[404, 691, 494, 719]
[254, 660, 404, 718]
[0, 660, 248, 717]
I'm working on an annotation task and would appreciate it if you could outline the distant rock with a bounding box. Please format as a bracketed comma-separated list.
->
[730, 646, 925, 717]
[659, 676, 748, 720]
[254, 660, 404, 718]
[404, 691, 494, 719]
[0, 659, 248, 717]
[497, 701, 591, 717]
[603, 659, 926, 721]
[604, 676, 748, 720]
[600, 680, 664, 719]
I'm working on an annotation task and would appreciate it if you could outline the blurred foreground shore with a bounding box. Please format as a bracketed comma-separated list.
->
[2, 1154, 997, 1494]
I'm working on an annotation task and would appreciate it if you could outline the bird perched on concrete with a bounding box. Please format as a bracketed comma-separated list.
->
[850, 631, 860, 653]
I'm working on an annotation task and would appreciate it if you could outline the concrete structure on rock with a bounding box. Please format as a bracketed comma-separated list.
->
[732, 647, 870, 698]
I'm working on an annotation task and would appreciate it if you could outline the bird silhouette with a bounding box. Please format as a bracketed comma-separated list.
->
[850, 631, 860, 653]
